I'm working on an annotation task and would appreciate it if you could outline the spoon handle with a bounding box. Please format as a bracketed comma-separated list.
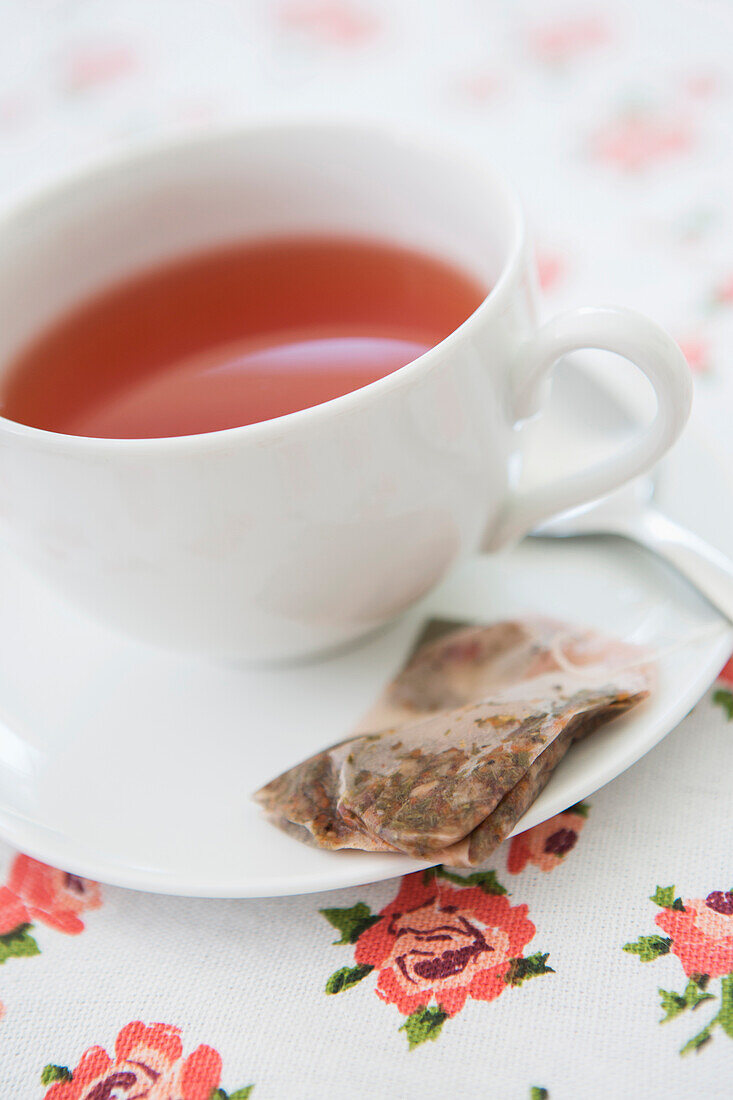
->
[623, 508, 733, 624]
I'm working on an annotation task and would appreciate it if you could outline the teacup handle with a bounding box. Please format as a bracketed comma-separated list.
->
[486, 306, 693, 548]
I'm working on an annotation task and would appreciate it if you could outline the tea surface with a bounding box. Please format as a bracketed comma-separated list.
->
[1, 236, 485, 438]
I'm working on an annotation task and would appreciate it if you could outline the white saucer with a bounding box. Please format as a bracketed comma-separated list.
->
[0, 362, 730, 897]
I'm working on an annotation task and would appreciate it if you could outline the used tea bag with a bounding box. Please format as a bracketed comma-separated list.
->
[255, 619, 652, 866]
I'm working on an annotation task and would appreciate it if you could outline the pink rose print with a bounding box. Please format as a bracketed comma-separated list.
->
[0, 884, 30, 934]
[453, 71, 501, 106]
[656, 893, 733, 980]
[624, 885, 733, 1055]
[62, 44, 138, 94]
[507, 805, 588, 874]
[676, 337, 710, 375]
[278, 2, 379, 45]
[7, 854, 101, 934]
[589, 110, 692, 171]
[356, 874, 535, 1016]
[683, 72, 722, 99]
[41, 1021, 243, 1100]
[0, 855, 101, 1018]
[526, 16, 609, 66]
[718, 655, 733, 684]
[713, 655, 733, 719]
[536, 252, 565, 294]
[321, 869, 552, 1046]
[712, 276, 733, 308]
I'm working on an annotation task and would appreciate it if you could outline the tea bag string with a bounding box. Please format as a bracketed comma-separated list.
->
[547, 621, 728, 681]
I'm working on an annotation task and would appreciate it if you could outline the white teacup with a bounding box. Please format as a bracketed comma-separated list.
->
[0, 122, 691, 661]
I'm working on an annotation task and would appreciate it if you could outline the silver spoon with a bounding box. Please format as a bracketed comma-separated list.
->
[531, 476, 733, 623]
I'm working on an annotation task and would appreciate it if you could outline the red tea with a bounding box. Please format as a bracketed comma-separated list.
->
[0, 236, 486, 438]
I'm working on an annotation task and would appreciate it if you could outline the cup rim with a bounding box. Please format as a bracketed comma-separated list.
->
[0, 116, 527, 452]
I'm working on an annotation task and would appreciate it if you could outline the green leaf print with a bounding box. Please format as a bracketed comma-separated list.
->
[676, 976, 733, 1055]
[41, 1065, 72, 1085]
[713, 688, 733, 719]
[0, 922, 40, 964]
[530, 1089, 549, 1100]
[622, 934, 671, 962]
[718, 974, 733, 1038]
[211, 1088, 254, 1100]
[320, 902, 381, 944]
[628, 881, 733, 1056]
[427, 865, 508, 895]
[659, 988, 688, 1022]
[325, 963, 374, 994]
[399, 1006, 448, 1049]
[650, 886, 685, 911]
[569, 802, 590, 817]
[505, 952, 554, 986]
[659, 980, 714, 1022]
[685, 981, 715, 1011]
[680, 1023, 716, 1056]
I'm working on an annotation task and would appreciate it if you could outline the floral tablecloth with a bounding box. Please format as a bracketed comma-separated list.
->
[2, 2, 733, 1096]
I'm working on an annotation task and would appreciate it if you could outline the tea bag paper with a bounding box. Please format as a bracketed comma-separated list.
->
[255, 619, 652, 867]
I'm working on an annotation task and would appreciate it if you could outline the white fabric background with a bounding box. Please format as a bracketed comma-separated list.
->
[0, 2, 732, 1096]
